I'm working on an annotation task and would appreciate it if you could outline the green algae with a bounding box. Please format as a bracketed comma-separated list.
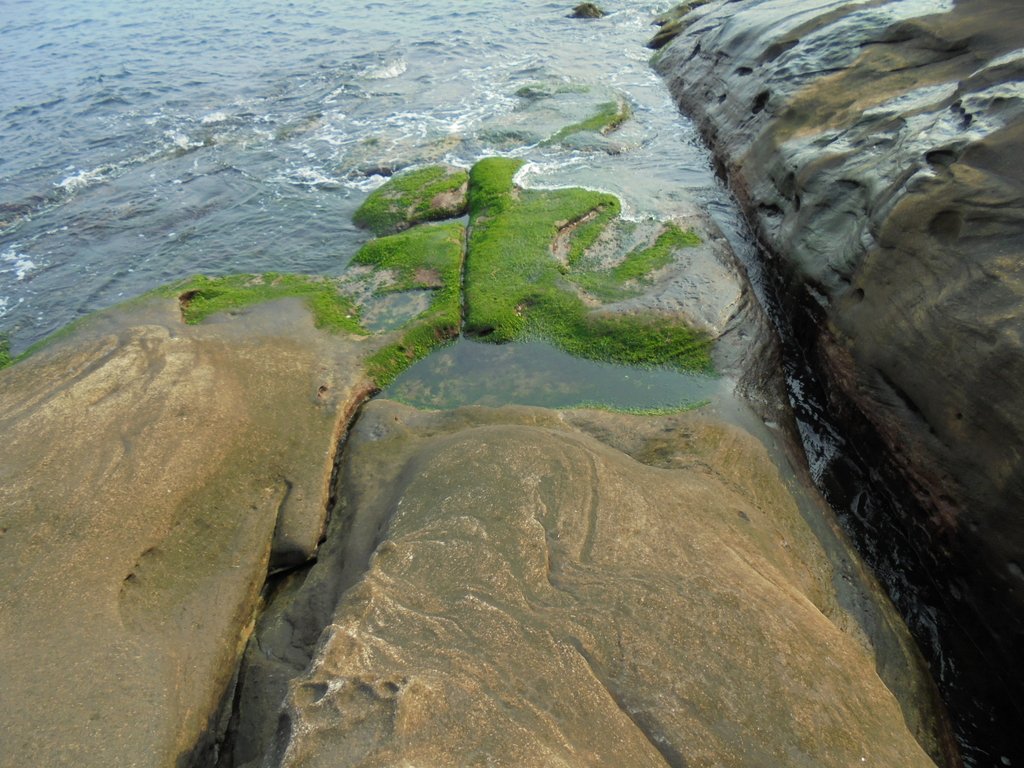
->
[463, 157, 712, 373]
[569, 222, 701, 300]
[545, 99, 631, 145]
[0, 336, 11, 371]
[167, 273, 364, 334]
[514, 82, 589, 100]
[464, 157, 619, 339]
[353, 222, 466, 386]
[353, 165, 469, 236]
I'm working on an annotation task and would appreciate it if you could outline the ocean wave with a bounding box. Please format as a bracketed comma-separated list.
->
[201, 111, 232, 125]
[278, 166, 344, 189]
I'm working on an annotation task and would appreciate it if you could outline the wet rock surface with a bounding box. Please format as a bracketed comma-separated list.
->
[247, 400, 938, 768]
[0, 297, 373, 767]
[653, 0, 1024, 760]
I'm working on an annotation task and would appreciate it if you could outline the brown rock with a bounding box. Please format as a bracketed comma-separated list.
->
[0, 296, 373, 767]
[269, 400, 936, 767]
[570, 3, 605, 19]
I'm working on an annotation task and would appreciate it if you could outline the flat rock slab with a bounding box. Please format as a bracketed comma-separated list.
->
[0, 296, 372, 767]
[272, 400, 934, 767]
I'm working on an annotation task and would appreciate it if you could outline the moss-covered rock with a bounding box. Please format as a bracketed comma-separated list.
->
[167, 273, 364, 334]
[569, 223, 702, 301]
[464, 157, 712, 373]
[545, 98, 631, 145]
[473, 80, 633, 151]
[352, 164, 469, 236]
[0, 336, 11, 371]
[350, 222, 466, 386]
[648, 1, 707, 50]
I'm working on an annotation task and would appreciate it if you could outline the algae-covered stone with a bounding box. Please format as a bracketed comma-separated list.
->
[648, 1, 706, 49]
[265, 400, 937, 767]
[475, 79, 633, 151]
[350, 221, 465, 386]
[545, 98, 631, 145]
[170, 272, 363, 334]
[464, 157, 713, 372]
[353, 164, 468, 236]
[0, 293, 374, 767]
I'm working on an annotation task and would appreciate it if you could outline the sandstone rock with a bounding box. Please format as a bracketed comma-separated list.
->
[261, 400, 937, 767]
[0, 296, 373, 767]
[653, 0, 1024, 748]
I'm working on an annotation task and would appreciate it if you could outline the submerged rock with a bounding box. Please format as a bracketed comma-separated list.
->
[0, 295, 374, 767]
[653, 0, 1024, 756]
[260, 400, 938, 767]
[570, 3, 605, 19]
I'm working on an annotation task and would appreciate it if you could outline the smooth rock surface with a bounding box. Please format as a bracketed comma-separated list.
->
[654, 0, 1024, 738]
[263, 400, 936, 768]
[0, 296, 373, 767]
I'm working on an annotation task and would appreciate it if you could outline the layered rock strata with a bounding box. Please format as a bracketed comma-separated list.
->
[653, 0, 1024, 754]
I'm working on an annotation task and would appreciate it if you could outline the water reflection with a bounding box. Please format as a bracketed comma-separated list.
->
[386, 337, 719, 411]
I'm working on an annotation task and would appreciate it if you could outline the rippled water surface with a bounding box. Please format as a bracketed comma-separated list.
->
[0, 0, 722, 352]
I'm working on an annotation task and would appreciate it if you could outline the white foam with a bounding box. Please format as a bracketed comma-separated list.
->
[164, 129, 200, 151]
[57, 166, 108, 192]
[282, 166, 343, 189]
[361, 58, 407, 80]
[1, 248, 37, 281]
[201, 111, 231, 125]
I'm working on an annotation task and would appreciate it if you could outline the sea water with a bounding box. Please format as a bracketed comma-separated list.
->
[0, 0, 728, 358]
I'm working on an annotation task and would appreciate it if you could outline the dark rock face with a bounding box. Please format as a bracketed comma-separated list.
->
[654, 0, 1024, 759]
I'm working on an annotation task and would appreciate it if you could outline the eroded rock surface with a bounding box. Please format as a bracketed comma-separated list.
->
[654, 0, 1024, 749]
[0, 296, 373, 767]
[255, 400, 937, 768]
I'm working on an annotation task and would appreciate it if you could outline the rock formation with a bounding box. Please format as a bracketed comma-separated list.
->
[239, 400, 942, 767]
[0, 297, 374, 767]
[652, 0, 1024, 757]
[0, 158, 955, 765]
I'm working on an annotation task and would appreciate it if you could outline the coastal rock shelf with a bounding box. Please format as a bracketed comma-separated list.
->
[0, 149, 951, 764]
[652, 0, 1024, 760]
[0, 6, 974, 765]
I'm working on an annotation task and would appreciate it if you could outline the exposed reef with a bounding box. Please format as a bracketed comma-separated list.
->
[0, 141, 953, 767]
